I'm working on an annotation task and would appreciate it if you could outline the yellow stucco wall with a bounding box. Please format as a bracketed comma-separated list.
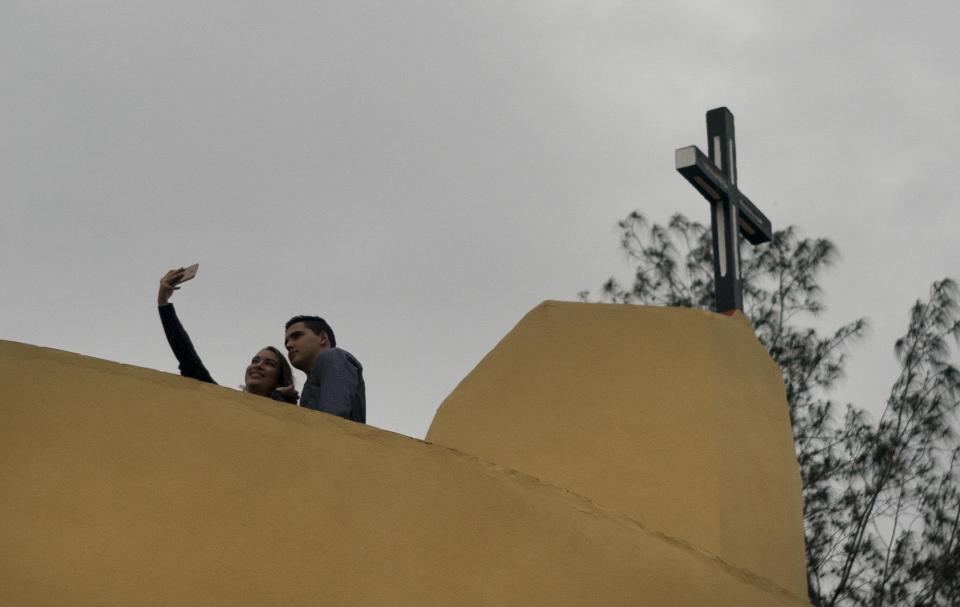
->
[428, 301, 809, 599]
[0, 302, 811, 606]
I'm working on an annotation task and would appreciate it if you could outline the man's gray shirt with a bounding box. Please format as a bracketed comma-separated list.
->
[300, 347, 365, 423]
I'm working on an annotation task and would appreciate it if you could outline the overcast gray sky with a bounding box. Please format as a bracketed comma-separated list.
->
[3, 1, 957, 438]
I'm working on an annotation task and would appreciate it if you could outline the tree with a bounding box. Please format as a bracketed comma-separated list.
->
[581, 212, 960, 607]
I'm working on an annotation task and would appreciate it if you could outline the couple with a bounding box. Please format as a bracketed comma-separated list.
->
[157, 267, 365, 423]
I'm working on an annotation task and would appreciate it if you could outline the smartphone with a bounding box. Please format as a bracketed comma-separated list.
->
[179, 263, 199, 283]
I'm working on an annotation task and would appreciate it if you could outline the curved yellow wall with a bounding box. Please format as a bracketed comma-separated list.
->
[429, 301, 809, 599]
[0, 302, 810, 606]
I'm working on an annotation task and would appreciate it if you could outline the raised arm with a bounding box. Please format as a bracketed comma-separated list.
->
[157, 268, 216, 385]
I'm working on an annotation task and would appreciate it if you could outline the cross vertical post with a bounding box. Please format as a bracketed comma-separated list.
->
[675, 107, 772, 313]
[707, 108, 742, 311]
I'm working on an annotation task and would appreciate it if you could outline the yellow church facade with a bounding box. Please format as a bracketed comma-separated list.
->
[0, 302, 811, 605]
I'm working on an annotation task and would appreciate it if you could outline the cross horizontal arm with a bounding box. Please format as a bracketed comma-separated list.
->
[675, 145, 771, 245]
[675, 145, 730, 203]
[735, 192, 772, 245]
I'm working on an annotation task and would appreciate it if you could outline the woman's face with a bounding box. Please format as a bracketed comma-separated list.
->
[244, 348, 282, 395]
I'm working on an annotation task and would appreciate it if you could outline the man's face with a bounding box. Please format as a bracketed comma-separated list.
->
[285, 322, 329, 372]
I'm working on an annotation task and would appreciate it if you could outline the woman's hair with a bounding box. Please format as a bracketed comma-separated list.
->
[263, 345, 295, 389]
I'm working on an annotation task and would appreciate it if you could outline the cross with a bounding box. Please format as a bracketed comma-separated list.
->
[675, 107, 772, 313]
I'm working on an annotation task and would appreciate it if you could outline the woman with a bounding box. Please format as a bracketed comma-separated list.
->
[157, 267, 298, 404]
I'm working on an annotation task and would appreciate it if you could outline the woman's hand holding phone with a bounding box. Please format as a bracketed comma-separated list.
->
[157, 264, 198, 305]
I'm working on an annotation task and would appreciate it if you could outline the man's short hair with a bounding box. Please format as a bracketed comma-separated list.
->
[285, 315, 337, 347]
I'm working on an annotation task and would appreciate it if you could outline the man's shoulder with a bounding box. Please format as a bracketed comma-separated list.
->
[310, 347, 362, 373]
[300, 346, 365, 421]
[335, 347, 362, 369]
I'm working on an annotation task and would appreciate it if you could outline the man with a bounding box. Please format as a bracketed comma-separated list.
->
[284, 315, 365, 423]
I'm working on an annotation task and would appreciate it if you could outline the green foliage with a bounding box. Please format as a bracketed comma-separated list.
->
[582, 212, 960, 607]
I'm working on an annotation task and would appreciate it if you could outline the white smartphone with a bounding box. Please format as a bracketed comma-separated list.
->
[179, 263, 199, 283]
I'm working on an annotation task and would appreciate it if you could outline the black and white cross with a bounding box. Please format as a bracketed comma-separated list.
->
[675, 107, 772, 313]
